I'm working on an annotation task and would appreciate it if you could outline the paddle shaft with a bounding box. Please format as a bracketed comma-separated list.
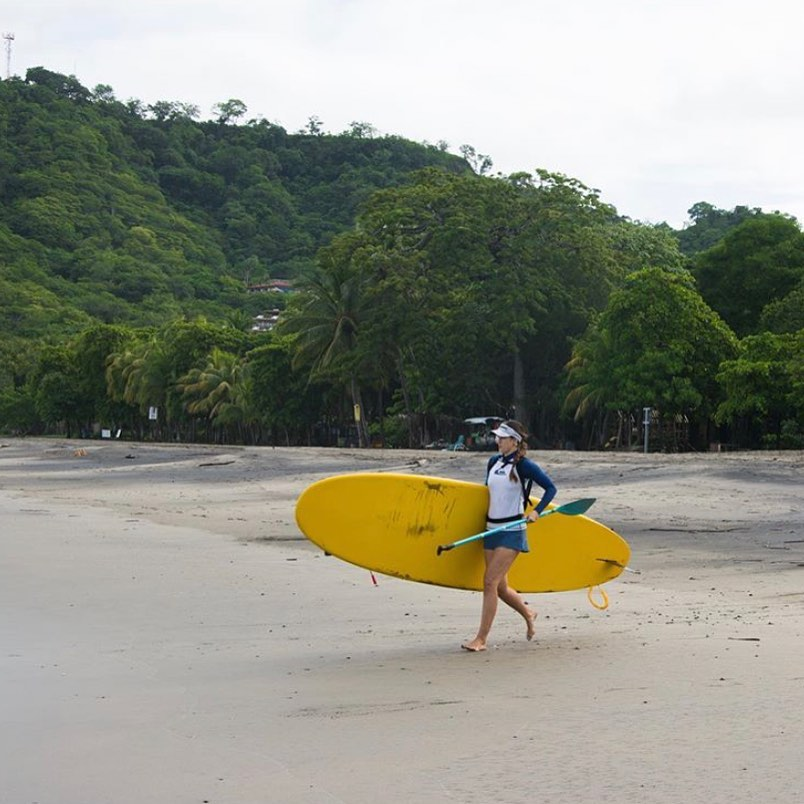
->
[437, 518, 527, 554]
[436, 497, 595, 555]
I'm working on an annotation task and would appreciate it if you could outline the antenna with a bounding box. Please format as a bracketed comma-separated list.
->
[2, 32, 14, 79]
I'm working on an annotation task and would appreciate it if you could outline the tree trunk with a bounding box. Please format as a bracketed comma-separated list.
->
[512, 350, 528, 429]
[350, 376, 370, 448]
[396, 350, 417, 447]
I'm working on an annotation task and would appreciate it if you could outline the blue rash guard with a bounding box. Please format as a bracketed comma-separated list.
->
[483, 454, 557, 552]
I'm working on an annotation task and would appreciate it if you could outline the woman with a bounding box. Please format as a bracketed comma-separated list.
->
[461, 420, 557, 652]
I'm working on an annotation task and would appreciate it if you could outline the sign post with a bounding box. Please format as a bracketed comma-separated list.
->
[643, 407, 652, 454]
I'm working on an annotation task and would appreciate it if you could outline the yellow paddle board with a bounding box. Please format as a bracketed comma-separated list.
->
[295, 473, 630, 593]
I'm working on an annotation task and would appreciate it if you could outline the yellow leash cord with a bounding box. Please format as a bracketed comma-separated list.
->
[587, 585, 609, 610]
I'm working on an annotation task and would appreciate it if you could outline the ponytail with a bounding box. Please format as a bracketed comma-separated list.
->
[503, 420, 529, 483]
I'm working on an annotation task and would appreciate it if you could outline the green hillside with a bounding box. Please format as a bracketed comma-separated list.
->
[0, 67, 467, 342]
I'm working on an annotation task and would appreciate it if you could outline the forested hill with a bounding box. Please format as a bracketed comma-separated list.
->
[2, 66, 794, 347]
[2, 67, 802, 451]
[0, 67, 468, 341]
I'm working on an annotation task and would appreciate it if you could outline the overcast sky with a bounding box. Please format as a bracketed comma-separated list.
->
[6, 0, 804, 227]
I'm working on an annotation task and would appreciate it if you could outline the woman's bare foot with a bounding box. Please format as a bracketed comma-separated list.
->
[461, 638, 487, 652]
[525, 608, 537, 641]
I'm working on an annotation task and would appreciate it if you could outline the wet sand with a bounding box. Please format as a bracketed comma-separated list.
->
[1, 439, 802, 803]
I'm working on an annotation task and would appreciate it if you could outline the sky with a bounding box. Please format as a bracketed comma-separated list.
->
[6, 0, 804, 228]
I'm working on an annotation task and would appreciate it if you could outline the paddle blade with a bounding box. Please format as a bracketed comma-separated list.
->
[549, 497, 596, 516]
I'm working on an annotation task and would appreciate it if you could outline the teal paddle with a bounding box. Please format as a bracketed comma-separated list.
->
[436, 498, 596, 555]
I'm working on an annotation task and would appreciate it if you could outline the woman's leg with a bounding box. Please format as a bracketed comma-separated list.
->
[497, 576, 537, 641]
[462, 547, 519, 651]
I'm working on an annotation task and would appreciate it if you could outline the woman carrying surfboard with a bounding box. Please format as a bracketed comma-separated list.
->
[461, 420, 556, 652]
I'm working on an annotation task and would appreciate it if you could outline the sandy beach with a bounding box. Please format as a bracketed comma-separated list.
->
[1, 438, 803, 804]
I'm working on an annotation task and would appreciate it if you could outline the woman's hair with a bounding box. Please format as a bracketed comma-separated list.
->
[504, 420, 529, 482]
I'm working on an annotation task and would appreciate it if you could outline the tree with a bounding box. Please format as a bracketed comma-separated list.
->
[25, 67, 91, 102]
[0, 334, 37, 392]
[760, 284, 804, 334]
[298, 167, 640, 445]
[675, 202, 764, 255]
[0, 385, 40, 434]
[92, 84, 117, 103]
[716, 331, 802, 448]
[278, 241, 371, 447]
[148, 100, 180, 122]
[105, 334, 171, 419]
[70, 324, 137, 429]
[177, 347, 255, 442]
[28, 345, 83, 436]
[459, 144, 493, 175]
[212, 99, 247, 125]
[566, 268, 738, 448]
[298, 116, 325, 136]
[104, 320, 253, 440]
[693, 215, 804, 337]
[350, 169, 531, 439]
[249, 336, 325, 445]
[564, 323, 619, 447]
[790, 330, 804, 424]
[345, 121, 377, 139]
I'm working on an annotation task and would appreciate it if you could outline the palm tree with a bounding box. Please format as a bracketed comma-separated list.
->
[106, 336, 172, 438]
[564, 326, 619, 448]
[176, 348, 256, 442]
[278, 257, 371, 447]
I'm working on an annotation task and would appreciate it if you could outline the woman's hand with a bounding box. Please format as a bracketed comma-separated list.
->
[526, 509, 540, 523]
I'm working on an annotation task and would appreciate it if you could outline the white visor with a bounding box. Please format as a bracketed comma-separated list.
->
[491, 423, 522, 442]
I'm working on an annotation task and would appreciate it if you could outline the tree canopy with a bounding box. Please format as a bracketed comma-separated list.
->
[1, 67, 802, 450]
[692, 214, 804, 337]
[565, 268, 738, 448]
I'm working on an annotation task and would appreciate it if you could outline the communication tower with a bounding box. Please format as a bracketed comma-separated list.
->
[2, 32, 14, 79]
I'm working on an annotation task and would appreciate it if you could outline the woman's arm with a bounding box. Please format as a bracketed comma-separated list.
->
[520, 458, 557, 515]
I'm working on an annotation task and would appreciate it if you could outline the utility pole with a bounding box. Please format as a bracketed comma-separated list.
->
[2, 32, 14, 79]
